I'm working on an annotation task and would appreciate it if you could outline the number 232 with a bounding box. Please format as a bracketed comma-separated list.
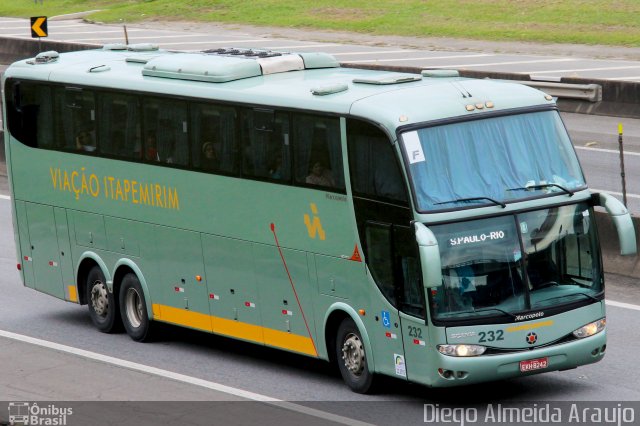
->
[479, 330, 504, 342]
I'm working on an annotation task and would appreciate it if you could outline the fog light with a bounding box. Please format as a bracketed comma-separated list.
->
[437, 344, 486, 357]
[572, 318, 606, 339]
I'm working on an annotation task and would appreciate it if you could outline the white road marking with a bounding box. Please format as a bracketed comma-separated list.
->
[575, 145, 640, 157]
[0, 29, 147, 37]
[606, 76, 640, 81]
[0, 195, 10, 200]
[266, 44, 340, 49]
[426, 58, 577, 68]
[0, 329, 372, 426]
[0, 24, 87, 29]
[68, 38, 273, 44]
[606, 300, 640, 312]
[526, 65, 640, 75]
[343, 53, 493, 63]
[331, 50, 417, 56]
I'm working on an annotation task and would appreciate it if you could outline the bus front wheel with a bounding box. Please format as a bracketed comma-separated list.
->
[86, 266, 121, 333]
[336, 318, 375, 393]
[119, 273, 154, 342]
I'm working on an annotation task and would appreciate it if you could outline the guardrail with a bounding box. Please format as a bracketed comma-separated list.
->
[518, 81, 602, 102]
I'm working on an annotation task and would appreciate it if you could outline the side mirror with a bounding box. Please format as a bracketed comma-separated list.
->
[414, 222, 443, 288]
[593, 193, 637, 255]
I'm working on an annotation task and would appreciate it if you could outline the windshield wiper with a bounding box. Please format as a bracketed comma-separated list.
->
[535, 292, 600, 305]
[469, 307, 517, 319]
[435, 197, 506, 208]
[507, 183, 574, 196]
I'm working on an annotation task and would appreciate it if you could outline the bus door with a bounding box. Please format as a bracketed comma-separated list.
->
[362, 222, 407, 379]
[366, 222, 430, 382]
[393, 225, 430, 385]
[24, 202, 65, 299]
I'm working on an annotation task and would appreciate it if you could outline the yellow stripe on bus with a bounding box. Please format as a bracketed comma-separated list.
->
[506, 320, 554, 332]
[67, 285, 78, 303]
[152, 304, 317, 357]
[153, 304, 213, 332]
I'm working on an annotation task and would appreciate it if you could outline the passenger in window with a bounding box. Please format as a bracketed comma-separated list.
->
[145, 131, 159, 161]
[306, 161, 335, 187]
[201, 141, 220, 171]
[165, 136, 176, 164]
[269, 157, 283, 179]
[75, 130, 96, 152]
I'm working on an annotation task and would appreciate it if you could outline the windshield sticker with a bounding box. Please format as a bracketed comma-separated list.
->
[514, 249, 522, 262]
[520, 222, 529, 234]
[449, 231, 505, 246]
[402, 131, 425, 164]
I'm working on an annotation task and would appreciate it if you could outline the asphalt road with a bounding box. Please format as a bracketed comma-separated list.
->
[0, 189, 640, 425]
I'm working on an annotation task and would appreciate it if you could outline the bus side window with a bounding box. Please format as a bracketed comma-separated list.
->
[347, 119, 408, 204]
[240, 109, 291, 182]
[292, 114, 344, 191]
[98, 92, 141, 160]
[142, 98, 188, 165]
[191, 103, 238, 175]
[6, 81, 54, 149]
[54, 87, 96, 152]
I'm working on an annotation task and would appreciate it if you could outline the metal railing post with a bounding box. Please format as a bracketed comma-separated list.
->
[618, 123, 628, 207]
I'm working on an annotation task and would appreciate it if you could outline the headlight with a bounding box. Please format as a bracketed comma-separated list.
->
[572, 318, 606, 339]
[437, 344, 486, 357]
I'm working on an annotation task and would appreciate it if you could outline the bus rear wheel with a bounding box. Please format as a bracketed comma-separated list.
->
[86, 266, 121, 333]
[119, 273, 154, 342]
[336, 318, 375, 393]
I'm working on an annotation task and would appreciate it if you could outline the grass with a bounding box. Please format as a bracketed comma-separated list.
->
[4, 0, 640, 46]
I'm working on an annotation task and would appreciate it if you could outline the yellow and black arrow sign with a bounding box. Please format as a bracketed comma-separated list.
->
[30, 16, 48, 38]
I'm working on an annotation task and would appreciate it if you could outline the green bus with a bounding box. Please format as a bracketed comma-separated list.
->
[2, 46, 636, 393]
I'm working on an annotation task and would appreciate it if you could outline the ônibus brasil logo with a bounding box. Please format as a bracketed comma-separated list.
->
[7, 402, 73, 425]
[526, 332, 538, 345]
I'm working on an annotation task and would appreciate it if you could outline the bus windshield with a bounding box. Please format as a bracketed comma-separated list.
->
[428, 202, 602, 323]
[400, 110, 585, 212]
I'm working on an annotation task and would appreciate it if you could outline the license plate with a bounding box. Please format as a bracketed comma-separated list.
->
[519, 357, 548, 372]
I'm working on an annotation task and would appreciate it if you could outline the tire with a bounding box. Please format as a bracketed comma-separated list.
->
[86, 266, 121, 333]
[119, 273, 154, 342]
[335, 317, 375, 393]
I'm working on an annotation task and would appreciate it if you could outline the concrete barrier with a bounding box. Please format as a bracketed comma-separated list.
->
[0, 37, 97, 64]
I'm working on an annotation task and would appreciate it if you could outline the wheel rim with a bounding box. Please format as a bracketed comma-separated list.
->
[341, 332, 365, 376]
[90, 281, 109, 318]
[125, 288, 144, 329]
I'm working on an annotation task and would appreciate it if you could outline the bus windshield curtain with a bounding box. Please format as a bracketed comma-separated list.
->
[407, 111, 584, 211]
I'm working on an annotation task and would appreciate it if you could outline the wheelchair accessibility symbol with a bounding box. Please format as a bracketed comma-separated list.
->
[381, 310, 391, 328]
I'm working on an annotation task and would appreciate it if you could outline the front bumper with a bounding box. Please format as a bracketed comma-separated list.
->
[429, 330, 606, 387]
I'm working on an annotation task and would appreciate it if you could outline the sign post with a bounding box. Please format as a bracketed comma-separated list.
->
[30, 16, 48, 53]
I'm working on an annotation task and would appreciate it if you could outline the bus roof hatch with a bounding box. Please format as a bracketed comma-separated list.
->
[141, 49, 339, 83]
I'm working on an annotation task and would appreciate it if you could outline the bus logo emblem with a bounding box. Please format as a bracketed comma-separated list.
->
[304, 203, 325, 240]
[526, 332, 538, 344]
